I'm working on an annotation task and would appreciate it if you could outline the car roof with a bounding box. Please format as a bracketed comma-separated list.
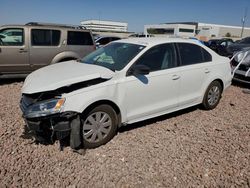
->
[114, 37, 202, 47]
[1, 23, 91, 31]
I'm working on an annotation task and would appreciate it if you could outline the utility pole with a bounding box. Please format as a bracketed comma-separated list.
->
[241, 7, 248, 38]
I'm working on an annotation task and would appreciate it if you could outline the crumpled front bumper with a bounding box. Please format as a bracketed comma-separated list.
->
[22, 111, 82, 150]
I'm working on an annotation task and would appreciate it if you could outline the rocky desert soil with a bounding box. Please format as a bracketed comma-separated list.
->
[0, 80, 249, 187]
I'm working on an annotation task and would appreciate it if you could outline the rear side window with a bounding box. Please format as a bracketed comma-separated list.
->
[177, 43, 211, 66]
[201, 48, 212, 62]
[67, 31, 93, 45]
[31, 29, 60, 46]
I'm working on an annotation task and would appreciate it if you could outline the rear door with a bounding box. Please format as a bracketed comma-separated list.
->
[29, 28, 62, 71]
[176, 43, 213, 107]
[0, 27, 30, 73]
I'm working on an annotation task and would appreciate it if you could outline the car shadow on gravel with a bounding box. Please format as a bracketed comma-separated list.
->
[119, 105, 199, 133]
[0, 78, 25, 85]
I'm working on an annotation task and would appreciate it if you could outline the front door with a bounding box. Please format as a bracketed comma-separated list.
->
[0, 27, 29, 74]
[123, 43, 180, 123]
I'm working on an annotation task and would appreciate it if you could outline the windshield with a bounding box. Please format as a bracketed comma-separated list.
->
[81, 42, 145, 71]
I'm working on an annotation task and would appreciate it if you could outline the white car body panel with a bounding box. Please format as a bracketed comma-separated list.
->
[123, 68, 180, 122]
[21, 38, 232, 125]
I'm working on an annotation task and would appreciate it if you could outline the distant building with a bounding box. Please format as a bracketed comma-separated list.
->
[144, 22, 250, 40]
[144, 23, 196, 38]
[197, 23, 250, 39]
[81, 20, 128, 33]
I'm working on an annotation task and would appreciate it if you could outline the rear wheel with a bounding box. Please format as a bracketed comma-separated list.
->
[202, 81, 222, 110]
[81, 105, 118, 148]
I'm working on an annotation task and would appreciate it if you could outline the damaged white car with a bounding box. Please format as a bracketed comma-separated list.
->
[20, 38, 232, 150]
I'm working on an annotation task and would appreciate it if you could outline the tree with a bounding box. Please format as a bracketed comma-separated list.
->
[225, 32, 231, 37]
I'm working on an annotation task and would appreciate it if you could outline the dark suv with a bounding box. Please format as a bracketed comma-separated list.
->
[0, 22, 95, 78]
[226, 37, 250, 57]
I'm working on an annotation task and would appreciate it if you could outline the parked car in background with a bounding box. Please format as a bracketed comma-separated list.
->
[128, 33, 154, 38]
[207, 38, 234, 56]
[189, 37, 205, 45]
[20, 38, 232, 150]
[95, 36, 121, 48]
[231, 49, 250, 84]
[226, 37, 250, 57]
[0, 22, 95, 78]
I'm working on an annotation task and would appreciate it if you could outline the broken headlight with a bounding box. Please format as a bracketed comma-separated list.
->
[24, 98, 65, 118]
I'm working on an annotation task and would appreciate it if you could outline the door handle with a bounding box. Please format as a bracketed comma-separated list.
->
[19, 48, 28, 53]
[205, 69, 210, 73]
[172, 75, 180, 80]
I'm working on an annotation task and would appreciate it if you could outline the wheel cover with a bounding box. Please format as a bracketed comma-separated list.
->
[207, 86, 220, 106]
[83, 112, 112, 143]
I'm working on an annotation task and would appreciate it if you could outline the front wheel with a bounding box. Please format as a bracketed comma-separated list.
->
[81, 105, 118, 148]
[202, 81, 222, 110]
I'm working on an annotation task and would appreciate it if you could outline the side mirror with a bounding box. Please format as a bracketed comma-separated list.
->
[129, 64, 150, 76]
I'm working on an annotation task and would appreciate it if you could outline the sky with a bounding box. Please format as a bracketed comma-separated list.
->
[0, 0, 250, 32]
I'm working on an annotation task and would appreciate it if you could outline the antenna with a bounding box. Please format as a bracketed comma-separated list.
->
[241, 7, 248, 38]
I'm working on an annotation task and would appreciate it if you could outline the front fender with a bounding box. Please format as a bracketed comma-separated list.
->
[62, 84, 127, 123]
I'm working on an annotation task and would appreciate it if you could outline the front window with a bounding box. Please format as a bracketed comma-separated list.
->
[134, 43, 177, 71]
[0, 28, 24, 46]
[81, 42, 145, 71]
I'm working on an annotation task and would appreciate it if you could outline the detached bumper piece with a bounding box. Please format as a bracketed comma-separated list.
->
[24, 112, 81, 151]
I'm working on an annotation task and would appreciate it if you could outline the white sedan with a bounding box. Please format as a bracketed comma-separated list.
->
[20, 38, 232, 149]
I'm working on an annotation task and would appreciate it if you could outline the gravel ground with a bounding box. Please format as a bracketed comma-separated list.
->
[0, 81, 249, 187]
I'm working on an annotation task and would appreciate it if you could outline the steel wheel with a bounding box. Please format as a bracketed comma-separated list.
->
[202, 81, 222, 110]
[81, 104, 118, 148]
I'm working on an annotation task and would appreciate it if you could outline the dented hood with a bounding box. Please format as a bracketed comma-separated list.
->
[22, 61, 114, 94]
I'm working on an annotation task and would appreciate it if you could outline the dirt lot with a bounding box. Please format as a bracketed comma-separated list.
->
[0, 80, 249, 187]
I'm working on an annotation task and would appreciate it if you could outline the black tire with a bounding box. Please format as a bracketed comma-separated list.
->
[202, 81, 222, 110]
[81, 105, 118, 148]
